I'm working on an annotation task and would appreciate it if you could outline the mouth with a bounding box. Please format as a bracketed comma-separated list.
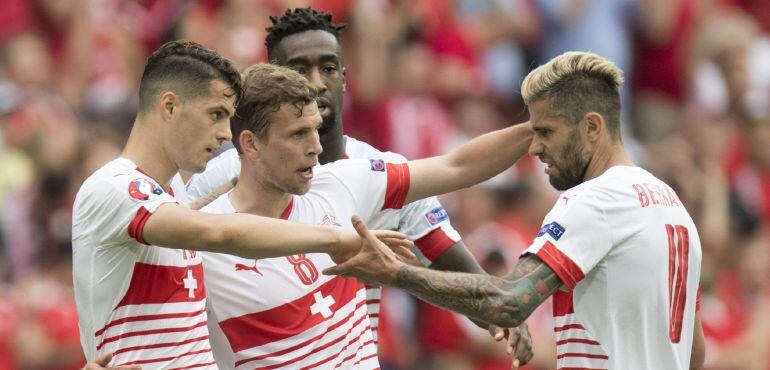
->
[297, 165, 316, 180]
[541, 158, 554, 175]
[317, 100, 331, 117]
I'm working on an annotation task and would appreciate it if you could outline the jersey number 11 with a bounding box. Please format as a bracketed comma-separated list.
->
[666, 224, 690, 343]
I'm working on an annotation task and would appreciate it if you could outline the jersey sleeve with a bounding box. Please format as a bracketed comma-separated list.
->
[186, 148, 241, 200]
[397, 197, 461, 261]
[76, 174, 177, 247]
[523, 190, 613, 290]
[326, 158, 411, 222]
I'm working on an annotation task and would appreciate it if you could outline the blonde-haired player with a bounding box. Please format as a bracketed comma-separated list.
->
[326, 51, 706, 370]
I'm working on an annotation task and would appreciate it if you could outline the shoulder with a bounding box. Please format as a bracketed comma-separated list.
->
[345, 136, 409, 163]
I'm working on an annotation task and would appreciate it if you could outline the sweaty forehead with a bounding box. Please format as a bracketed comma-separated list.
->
[274, 30, 341, 62]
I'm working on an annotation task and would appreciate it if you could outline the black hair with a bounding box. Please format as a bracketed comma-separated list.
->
[138, 40, 242, 114]
[265, 8, 346, 61]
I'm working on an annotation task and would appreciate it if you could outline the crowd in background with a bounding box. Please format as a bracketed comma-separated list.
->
[0, 0, 769, 369]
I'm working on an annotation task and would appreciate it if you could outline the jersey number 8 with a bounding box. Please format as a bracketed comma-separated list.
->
[286, 254, 319, 285]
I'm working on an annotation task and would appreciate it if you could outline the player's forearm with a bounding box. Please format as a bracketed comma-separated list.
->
[393, 265, 530, 327]
[406, 122, 532, 203]
[204, 213, 353, 259]
[393, 254, 560, 328]
[429, 241, 485, 274]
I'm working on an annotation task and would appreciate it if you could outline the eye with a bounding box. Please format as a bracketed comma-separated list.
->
[322, 64, 338, 74]
[210, 111, 224, 121]
[291, 66, 308, 75]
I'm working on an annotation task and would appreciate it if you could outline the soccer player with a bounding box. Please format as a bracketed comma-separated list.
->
[72, 40, 410, 369]
[326, 51, 707, 370]
[196, 62, 532, 369]
[186, 7, 531, 360]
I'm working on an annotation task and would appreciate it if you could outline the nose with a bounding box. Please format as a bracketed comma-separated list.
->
[307, 68, 327, 95]
[308, 130, 323, 157]
[219, 120, 233, 142]
[528, 137, 543, 157]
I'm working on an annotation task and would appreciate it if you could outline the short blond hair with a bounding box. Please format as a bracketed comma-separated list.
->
[522, 51, 624, 137]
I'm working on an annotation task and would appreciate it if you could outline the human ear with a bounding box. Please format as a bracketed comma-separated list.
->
[584, 112, 604, 142]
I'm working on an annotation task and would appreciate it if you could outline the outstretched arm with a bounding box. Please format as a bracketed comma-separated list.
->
[394, 254, 561, 327]
[405, 122, 532, 204]
[325, 215, 563, 328]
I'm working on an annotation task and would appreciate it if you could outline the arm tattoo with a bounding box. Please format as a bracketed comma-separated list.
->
[394, 254, 563, 327]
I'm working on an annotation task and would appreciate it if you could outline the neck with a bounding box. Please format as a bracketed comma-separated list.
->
[229, 161, 292, 218]
[319, 129, 346, 164]
[122, 117, 178, 187]
[583, 140, 634, 182]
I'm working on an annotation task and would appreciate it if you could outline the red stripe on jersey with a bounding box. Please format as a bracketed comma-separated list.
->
[556, 353, 609, 360]
[167, 360, 217, 370]
[556, 338, 601, 346]
[115, 262, 206, 308]
[696, 287, 701, 312]
[366, 299, 380, 304]
[95, 309, 206, 337]
[415, 228, 456, 261]
[553, 289, 575, 317]
[115, 348, 212, 366]
[382, 163, 410, 210]
[353, 353, 379, 367]
[112, 335, 209, 356]
[536, 241, 585, 290]
[328, 339, 376, 369]
[220, 276, 364, 353]
[280, 197, 294, 220]
[296, 332, 375, 369]
[233, 301, 367, 367]
[97, 320, 208, 350]
[554, 324, 585, 332]
[128, 206, 152, 245]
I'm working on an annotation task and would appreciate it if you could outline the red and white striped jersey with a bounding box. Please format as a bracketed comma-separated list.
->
[524, 166, 702, 369]
[72, 158, 215, 369]
[200, 159, 411, 369]
[187, 136, 461, 343]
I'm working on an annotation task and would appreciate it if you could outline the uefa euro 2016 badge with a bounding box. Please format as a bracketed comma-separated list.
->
[369, 159, 385, 172]
[128, 178, 164, 201]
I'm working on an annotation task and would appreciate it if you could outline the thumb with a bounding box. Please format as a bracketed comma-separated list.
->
[323, 261, 353, 276]
[489, 325, 505, 341]
[95, 353, 113, 366]
[351, 215, 375, 244]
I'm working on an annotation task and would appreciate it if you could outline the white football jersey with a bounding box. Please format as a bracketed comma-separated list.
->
[201, 159, 411, 369]
[72, 158, 215, 369]
[524, 166, 702, 369]
[187, 136, 462, 343]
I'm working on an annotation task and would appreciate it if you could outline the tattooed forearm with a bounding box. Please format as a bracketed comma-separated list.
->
[394, 254, 563, 327]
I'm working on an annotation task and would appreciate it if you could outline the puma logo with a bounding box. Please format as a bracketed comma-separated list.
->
[235, 261, 262, 275]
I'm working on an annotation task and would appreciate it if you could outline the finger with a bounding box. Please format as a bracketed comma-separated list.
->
[372, 229, 408, 240]
[322, 260, 355, 276]
[94, 353, 113, 366]
[489, 325, 505, 341]
[507, 328, 521, 355]
[511, 358, 520, 370]
[391, 245, 416, 260]
[351, 215, 376, 243]
[379, 237, 415, 249]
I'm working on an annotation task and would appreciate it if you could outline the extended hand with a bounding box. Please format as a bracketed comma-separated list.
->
[329, 218, 415, 265]
[83, 353, 141, 370]
[324, 215, 407, 284]
[489, 323, 533, 369]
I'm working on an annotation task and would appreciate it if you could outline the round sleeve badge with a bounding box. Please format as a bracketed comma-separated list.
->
[128, 178, 164, 201]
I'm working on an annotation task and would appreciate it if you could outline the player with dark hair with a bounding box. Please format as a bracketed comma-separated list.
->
[72, 40, 410, 369]
[186, 9, 534, 364]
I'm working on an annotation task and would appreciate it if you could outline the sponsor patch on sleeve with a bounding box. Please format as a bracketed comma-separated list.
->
[424, 206, 450, 225]
[537, 221, 566, 240]
[128, 178, 165, 202]
[369, 159, 385, 172]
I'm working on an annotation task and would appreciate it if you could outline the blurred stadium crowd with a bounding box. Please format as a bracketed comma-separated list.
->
[0, 0, 769, 369]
